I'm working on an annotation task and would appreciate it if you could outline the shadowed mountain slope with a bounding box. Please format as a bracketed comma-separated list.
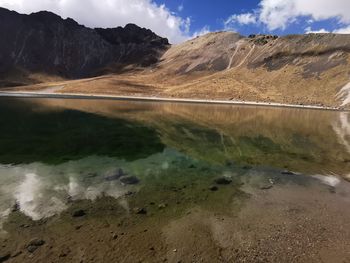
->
[0, 7, 169, 87]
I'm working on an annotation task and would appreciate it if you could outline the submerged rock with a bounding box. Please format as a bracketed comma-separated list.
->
[259, 179, 274, 190]
[26, 239, 45, 253]
[214, 177, 232, 185]
[209, 186, 219, 191]
[225, 160, 235, 166]
[281, 170, 296, 175]
[0, 253, 11, 262]
[105, 168, 127, 181]
[72, 210, 86, 218]
[158, 203, 168, 209]
[259, 184, 273, 190]
[120, 176, 140, 185]
[134, 208, 147, 214]
[242, 165, 252, 170]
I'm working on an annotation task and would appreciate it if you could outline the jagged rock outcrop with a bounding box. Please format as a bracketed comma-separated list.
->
[0, 7, 169, 87]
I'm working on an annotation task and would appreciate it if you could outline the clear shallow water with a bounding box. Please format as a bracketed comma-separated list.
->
[1, 98, 350, 262]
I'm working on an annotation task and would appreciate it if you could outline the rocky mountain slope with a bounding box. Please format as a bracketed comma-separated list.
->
[0, 7, 169, 87]
[154, 32, 350, 108]
[1, 8, 350, 108]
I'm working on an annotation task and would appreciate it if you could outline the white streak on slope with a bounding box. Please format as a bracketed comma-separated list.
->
[336, 81, 350, 107]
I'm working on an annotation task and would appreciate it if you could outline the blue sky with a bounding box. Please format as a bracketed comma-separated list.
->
[157, 0, 262, 35]
[156, 0, 350, 38]
[0, 0, 349, 43]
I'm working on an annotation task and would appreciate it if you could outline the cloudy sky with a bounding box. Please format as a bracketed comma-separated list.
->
[0, 0, 349, 43]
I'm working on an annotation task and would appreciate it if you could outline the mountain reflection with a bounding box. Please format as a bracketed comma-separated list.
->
[0, 98, 350, 233]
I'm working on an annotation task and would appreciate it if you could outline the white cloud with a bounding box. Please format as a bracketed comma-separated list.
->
[305, 27, 330, 34]
[334, 25, 350, 34]
[226, 0, 350, 33]
[258, 0, 350, 31]
[178, 4, 184, 12]
[225, 13, 257, 26]
[0, 0, 191, 43]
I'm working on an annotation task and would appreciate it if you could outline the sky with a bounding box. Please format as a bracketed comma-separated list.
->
[0, 0, 349, 44]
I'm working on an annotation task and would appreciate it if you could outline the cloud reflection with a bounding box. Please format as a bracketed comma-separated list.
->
[0, 156, 137, 233]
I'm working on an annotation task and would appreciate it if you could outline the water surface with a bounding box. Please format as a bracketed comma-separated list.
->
[0, 98, 350, 262]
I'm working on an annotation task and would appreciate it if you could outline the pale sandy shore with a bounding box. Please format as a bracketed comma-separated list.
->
[0, 91, 345, 111]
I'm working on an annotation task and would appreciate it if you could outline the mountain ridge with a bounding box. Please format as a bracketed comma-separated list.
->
[0, 7, 169, 87]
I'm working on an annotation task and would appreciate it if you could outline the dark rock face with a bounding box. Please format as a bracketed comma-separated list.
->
[0, 7, 169, 86]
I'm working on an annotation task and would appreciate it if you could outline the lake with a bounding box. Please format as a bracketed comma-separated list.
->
[0, 97, 350, 262]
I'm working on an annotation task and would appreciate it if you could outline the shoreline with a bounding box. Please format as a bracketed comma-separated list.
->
[0, 91, 346, 111]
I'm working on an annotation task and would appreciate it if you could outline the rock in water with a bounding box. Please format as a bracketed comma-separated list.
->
[158, 203, 168, 209]
[105, 168, 127, 181]
[26, 238, 45, 253]
[134, 208, 147, 214]
[281, 170, 296, 175]
[209, 185, 219, 191]
[0, 253, 11, 262]
[259, 184, 273, 190]
[72, 210, 86, 217]
[214, 177, 232, 185]
[120, 176, 140, 185]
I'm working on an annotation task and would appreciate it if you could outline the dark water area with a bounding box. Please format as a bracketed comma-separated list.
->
[0, 98, 350, 262]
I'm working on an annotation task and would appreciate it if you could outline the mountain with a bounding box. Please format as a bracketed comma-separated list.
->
[1, 8, 350, 109]
[0, 7, 169, 87]
[155, 32, 350, 108]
